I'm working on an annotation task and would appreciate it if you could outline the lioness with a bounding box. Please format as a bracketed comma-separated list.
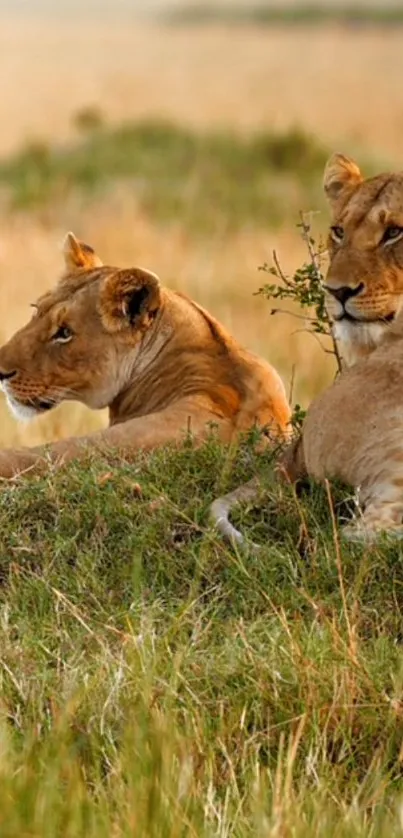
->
[211, 154, 403, 545]
[323, 152, 403, 367]
[282, 309, 403, 541]
[0, 233, 290, 478]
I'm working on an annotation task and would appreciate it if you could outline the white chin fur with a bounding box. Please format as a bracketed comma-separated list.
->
[4, 392, 40, 422]
[333, 319, 388, 351]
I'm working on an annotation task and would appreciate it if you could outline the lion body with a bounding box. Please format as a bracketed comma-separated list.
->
[212, 154, 403, 545]
[293, 320, 403, 540]
[285, 155, 403, 540]
[0, 234, 290, 478]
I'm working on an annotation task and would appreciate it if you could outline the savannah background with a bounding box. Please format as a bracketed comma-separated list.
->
[2, 2, 403, 836]
[3, 0, 402, 447]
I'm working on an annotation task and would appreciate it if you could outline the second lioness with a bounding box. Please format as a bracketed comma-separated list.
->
[282, 309, 403, 542]
[287, 152, 403, 540]
[211, 152, 403, 545]
[0, 233, 290, 478]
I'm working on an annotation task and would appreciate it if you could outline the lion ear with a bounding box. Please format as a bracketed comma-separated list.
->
[62, 232, 103, 272]
[323, 153, 363, 213]
[100, 267, 161, 333]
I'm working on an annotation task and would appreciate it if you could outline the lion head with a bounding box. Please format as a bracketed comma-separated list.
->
[0, 233, 161, 420]
[323, 153, 403, 366]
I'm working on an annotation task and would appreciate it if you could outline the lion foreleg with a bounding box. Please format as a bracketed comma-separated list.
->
[0, 399, 232, 478]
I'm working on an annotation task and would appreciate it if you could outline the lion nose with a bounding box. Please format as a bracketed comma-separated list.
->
[0, 370, 16, 382]
[324, 282, 364, 305]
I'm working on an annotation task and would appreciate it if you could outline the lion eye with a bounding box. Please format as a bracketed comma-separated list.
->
[52, 325, 73, 344]
[330, 225, 344, 243]
[382, 226, 403, 244]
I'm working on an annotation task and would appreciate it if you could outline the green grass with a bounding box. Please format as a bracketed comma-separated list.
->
[164, 3, 403, 27]
[0, 116, 387, 234]
[0, 118, 330, 230]
[1, 431, 403, 835]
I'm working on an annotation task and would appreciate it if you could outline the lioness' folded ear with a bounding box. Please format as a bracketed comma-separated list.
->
[63, 232, 103, 272]
[100, 267, 161, 333]
[323, 153, 362, 213]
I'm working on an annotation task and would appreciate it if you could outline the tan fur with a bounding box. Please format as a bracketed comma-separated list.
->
[282, 156, 403, 541]
[0, 234, 290, 479]
[323, 153, 403, 367]
[211, 154, 403, 546]
[283, 311, 403, 541]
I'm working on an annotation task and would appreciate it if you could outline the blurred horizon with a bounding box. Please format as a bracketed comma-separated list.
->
[0, 0, 402, 18]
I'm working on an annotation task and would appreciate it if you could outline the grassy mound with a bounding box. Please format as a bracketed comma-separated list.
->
[0, 434, 403, 835]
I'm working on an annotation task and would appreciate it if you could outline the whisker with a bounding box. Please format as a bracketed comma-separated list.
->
[45, 387, 82, 400]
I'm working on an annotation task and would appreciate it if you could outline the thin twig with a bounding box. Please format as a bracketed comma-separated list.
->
[271, 309, 322, 322]
[290, 327, 339, 356]
[299, 211, 343, 374]
[272, 249, 293, 288]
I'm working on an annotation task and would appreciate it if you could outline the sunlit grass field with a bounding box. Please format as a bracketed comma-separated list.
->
[2, 436, 403, 836]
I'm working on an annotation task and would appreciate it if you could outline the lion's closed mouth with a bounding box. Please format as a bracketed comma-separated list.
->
[335, 312, 396, 324]
[34, 399, 55, 412]
[15, 397, 55, 413]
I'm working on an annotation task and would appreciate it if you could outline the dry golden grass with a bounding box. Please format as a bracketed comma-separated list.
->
[0, 18, 398, 447]
[0, 21, 402, 159]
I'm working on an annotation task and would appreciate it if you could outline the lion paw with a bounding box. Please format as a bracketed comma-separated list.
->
[341, 520, 403, 544]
